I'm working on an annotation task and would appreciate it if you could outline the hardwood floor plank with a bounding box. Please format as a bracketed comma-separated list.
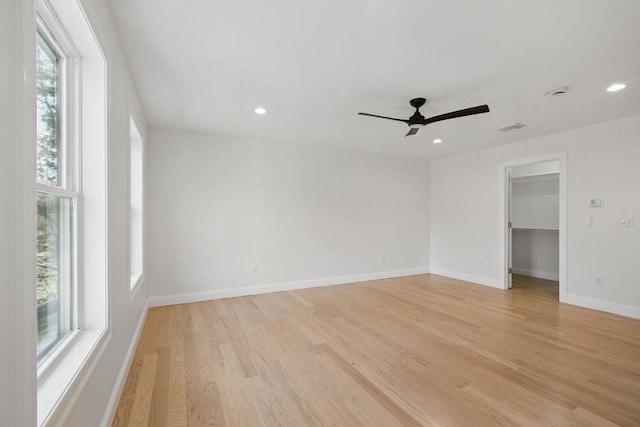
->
[245, 374, 309, 426]
[318, 342, 421, 427]
[112, 357, 142, 427]
[127, 352, 158, 426]
[113, 274, 640, 426]
[148, 346, 170, 426]
[167, 339, 187, 426]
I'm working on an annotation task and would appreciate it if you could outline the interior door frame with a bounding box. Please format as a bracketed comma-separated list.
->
[498, 152, 568, 302]
[506, 166, 513, 289]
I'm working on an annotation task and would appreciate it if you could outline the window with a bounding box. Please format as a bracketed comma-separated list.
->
[36, 21, 77, 363]
[35, 0, 107, 424]
[130, 117, 143, 290]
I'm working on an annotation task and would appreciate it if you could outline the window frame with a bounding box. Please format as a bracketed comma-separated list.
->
[34, 0, 109, 424]
[129, 115, 144, 294]
[35, 8, 81, 366]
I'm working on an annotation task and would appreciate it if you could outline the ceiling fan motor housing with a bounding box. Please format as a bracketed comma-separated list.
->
[408, 98, 427, 127]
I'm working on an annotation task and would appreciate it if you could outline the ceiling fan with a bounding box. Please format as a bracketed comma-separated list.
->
[358, 97, 490, 137]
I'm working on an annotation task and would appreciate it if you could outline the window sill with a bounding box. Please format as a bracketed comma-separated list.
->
[37, 328, 110, 427]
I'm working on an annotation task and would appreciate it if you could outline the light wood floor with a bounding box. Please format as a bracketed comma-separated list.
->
[511, 274, 560, 299]
[113, 274, 640, 426]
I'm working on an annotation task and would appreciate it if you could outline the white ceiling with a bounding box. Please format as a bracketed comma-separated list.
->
[108, 0, 640, 159]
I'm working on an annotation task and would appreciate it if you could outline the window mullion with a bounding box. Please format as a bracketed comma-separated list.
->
[36, 183, 76, 198]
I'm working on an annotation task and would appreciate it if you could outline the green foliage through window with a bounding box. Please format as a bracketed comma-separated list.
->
[36, 29, 72, 360]
[36, 32, 59, 186]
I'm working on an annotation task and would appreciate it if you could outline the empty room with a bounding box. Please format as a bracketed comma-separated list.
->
[2, 0, 639, 426]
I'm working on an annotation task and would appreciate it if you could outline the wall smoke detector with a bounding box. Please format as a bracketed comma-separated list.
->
[499, 123, 527, 133]
[545, 86, 569, 96]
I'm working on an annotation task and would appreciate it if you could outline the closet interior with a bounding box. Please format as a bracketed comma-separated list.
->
[511, 161, 560, 294]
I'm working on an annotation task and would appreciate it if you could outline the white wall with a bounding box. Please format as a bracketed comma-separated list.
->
[511, 174, 559, 230]
[147, 130, 430, 302]
[431, 115, 640, 317]
[0, 1, 150, 426]
[512, 229, 559, 280]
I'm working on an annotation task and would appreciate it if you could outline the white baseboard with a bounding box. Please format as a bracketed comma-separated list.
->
[99, 300, 150, 427]
[564, 294, 640, 319]
[512, 267, 559, 281]
[430, 268, 503, 289]
[429, 268, 638, 319]
[148, 267, 431, 307]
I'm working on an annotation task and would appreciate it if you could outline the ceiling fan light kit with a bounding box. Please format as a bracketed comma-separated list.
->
[358, 97, 490, 137]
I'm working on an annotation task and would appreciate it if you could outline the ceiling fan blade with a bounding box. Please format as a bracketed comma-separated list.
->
[405, 127, 420, 137]
[423, 105, 490, 125]
[358, 112, 408, 123]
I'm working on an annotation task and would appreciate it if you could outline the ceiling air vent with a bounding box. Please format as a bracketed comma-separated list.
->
[499, 123, 527, 133]
[545, 86, 569, 96]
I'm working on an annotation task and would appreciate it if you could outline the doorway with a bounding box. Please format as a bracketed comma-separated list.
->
[499, 153, 567, 302]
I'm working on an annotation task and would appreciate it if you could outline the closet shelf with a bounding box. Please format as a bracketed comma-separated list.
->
[512, 227, 559, 231]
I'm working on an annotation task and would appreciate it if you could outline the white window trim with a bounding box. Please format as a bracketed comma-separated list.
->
[2, 0, 39, 425]
[37, 330, 110, 426]
[129, 273, 144, 307]
[35, 0, 108, 425]
[129, 114, 144, 296]
[131, 272, 144, 290]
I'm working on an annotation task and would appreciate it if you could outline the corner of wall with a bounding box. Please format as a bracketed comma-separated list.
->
[429, 268, 503, 289]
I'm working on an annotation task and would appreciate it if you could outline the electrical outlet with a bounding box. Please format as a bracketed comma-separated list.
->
[595, 276, 604, 287]
[251, 266, 258, 275]
[380, 255, 386, 264]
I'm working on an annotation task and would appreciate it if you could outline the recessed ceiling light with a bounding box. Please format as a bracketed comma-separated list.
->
[254, 107, 267, 115]
[433, 138, 443, 144]
[606, 83, 626, 92]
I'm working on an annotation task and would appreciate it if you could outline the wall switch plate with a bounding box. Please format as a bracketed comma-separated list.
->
[595, 276, 604, 287]
[380, 255, 386, 264]
[251, 266, 258, 275]
[619, 217, 633, 227]
[584, 217, 593, 227]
